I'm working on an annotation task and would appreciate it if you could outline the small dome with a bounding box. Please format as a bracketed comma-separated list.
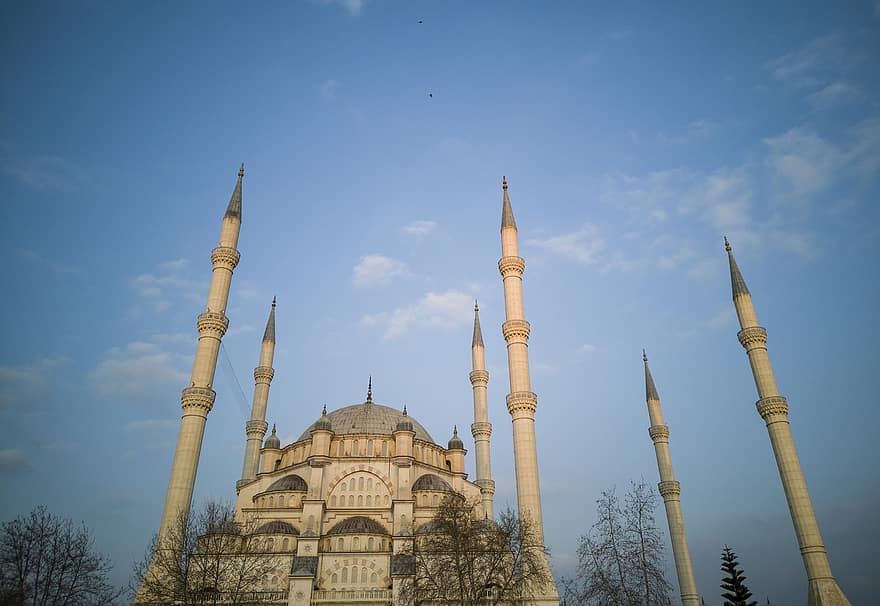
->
[326, 516, 389, 536]
[265, 424, 281, 449]
[266, 474, 308, 492]
[313, 405, 333, 432]
[395, 406, 414, 432]
[447, 426, 464, 450]
[412, 474, 454, 492]
[253, 520, 299, 535]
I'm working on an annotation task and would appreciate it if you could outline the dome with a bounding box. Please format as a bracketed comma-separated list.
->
[266, 474, 308, 492]
[326, 516, 389, 536]
[411, 474, 454, 492]
[447, 426, 464, 450]
[264, 424, 280, 449]
[297, 402, 434, 442]
[313, 405, 332, 431]
[396, 406, 414, 432]
[253, 520, 299, 535]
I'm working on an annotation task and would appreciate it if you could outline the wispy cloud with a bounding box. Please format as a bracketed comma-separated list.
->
[352, 254, 407, 287]
[0, 449, 32, 473]
[362, 290, 473, 339]
[89, 341, 189, 402]
[402, 220, 438, 237]
[131, 258, 204, 312]
[316, 0, 364, 16]
[576, 344, 597, 354]
[2, 152, 86, 192]
[528, 224, 605, 265]
[0, 357, 67, 412]
[13, 247, 82, 275]
[764, 127, 843, 196]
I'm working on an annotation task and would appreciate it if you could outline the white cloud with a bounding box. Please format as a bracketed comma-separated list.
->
[576, 344, 597, 354]
[89, 341, 189, 402]
[362, 290, 473, 339]
[768, 34, 842, 89]
[764, 128, 843, 196]
[352, 254, 407, 287]
[319, 79, 341, 100]
[0, 357, 67, 411]
[158, 258, 189, 271]
[131, 259, 204, 312]
[808, 81, 864, 109]
[2, 153, 85, 192]
[13, 248, 82, 275]
[0, 449, 31, 473]
[316, 0, 363, 15]
[402, 220, 438, 237]
[527, 224, 605, 265]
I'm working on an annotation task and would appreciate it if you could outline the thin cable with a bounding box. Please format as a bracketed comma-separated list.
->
[220, 342, 250, 417]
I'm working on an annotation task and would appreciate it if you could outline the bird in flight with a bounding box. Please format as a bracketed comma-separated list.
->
[418, 20, 423, 24]
[428, 92, 433, 98]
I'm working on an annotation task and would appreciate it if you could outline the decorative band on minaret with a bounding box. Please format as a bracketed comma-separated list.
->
[642, 351, 699, 606]
[157, 165, 244, 541]
[725, 238, 850, 606]
[470, 301, 495, 518]
[498, 177, 558, 604]
[238, 297, 277, 490]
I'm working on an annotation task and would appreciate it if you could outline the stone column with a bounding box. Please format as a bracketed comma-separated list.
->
[726, 238, 850, 606]
[238, 298, 276, 489]
[158, 165, 243, 541]
[643, 352, 699, 606]
[470, 302, 495, 518]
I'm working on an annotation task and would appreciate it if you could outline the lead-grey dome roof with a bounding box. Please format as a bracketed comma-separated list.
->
[266, 474, 308, 492]
[297, 402, 434, 442]
[326, 516, 389, 536]
[253, 521, 299, 535]
[412, 474, 454, 492]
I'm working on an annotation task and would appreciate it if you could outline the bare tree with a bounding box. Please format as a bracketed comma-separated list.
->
[132, 501, 282, 605]
[400, 494, 553, 606]
[564, 481, 671, 606]
[0, 506, 122, 606]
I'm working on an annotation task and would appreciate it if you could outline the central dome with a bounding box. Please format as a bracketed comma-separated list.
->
[297, 402, 434, 442]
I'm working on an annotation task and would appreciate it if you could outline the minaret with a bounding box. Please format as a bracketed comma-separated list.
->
[725, 238, 850, 606]
[469, 301, 495, 518]
[498, 177, 559, 604]
[642, 351, 699, 606]
[238, 297, 277, 489]
[157, 165, 243, 540]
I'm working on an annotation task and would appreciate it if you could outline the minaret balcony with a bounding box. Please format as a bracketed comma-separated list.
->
[502, 319, 531, 343]
[470, 421, 492, 439]
[658, 480, 681, 498]
[211, 246, 240, 270]
[254, 365, 275, 382]
[506, 391, 537, 417]
[648, 424, 669, 442]
[498, 255, 525, 277]
[756, 395, 789, 422]
[469, 369, 489, 386]
[737, 325, 768, 350]
[180, 386, 216, 413]
[197, 311, 229, 338]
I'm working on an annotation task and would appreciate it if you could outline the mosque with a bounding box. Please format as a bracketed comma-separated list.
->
[138, 167, 850, 606]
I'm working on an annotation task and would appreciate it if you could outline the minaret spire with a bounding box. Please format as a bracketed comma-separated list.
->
[156, 165, 243, 544]
[726, 239, 850, 606]
[642, 351, 699, 606]
[238, 298, 278, 489]
[497, 177, 559, 604]
[469, 300, 494, 518]
[366, 376, 373, 403]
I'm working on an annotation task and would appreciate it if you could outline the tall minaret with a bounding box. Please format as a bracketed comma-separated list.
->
[642, 351, 699, 606]
[498, 177, 558, 604]
[469, 301, 495, 518]
[725, 238, 850, 606]
[157, 165, 243, 540]
[238, 297, 276, 489]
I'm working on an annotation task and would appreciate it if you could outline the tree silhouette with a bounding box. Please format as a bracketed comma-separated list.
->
[720, 546, 756, 606]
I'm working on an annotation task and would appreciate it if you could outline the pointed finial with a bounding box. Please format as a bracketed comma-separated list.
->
[642, 348, 648, 363]
[724, 237, 750, 298]
[225, 163, 244, 220]
[474, 300, 479, 312]
[453, 425, 458, 436]
[501, 175, 516, 229]
[262, 297, 276, 343]
[271, 423, 276, 434]
[402, 404, 408, 416]
[322, 404, 327, 415]
[366, 376, 373, 403]
[272, 295, 276, 308]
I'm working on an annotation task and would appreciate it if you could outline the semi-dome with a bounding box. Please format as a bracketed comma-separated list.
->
[297, 402, 434, 442]
[326, 516, 389, 536]
[266, 474, 308, 492]
[253, 520, 299, 535]
[412, 474, 454, 492]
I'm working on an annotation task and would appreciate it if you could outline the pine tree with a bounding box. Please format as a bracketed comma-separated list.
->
[720, 546, 757, 606]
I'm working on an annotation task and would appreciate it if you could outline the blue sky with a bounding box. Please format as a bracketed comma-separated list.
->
[1, 1, 878, 603]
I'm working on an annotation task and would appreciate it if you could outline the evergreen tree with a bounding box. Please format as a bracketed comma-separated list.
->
[720, 546, 756, 606]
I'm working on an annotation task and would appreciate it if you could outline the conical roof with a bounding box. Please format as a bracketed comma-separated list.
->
[225, 164, 243, 220]
[501, 176, 516, 229]
[262, 297, 276, 342]
[724, 237, 750, 298]
[472, 301, 484, 348]
[643, 350, 660, 402]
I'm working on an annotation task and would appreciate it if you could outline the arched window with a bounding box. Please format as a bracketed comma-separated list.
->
[367, 477, 373, 491]
[274, 459, 281, 470]
[278, 495, 284, 507]
[358, 477, 364, 491]
[282, 538, 289, 551]
[371, 572, 378, 584]
[332, 573, 338, 584]
[382, 441, 388, 456]
[366, 495, 372, 507]
[367, 537, 374, 550]
[337, 537, 344, 551]
[341, 568, 348, 583]
[268, 496, 274, 508]
[357, 495, 363, 506]
[331, 495, 337, 507]
[353, 537, 359, 550]
[367, 440, 374, 456]
[337, 442, 344, 456]
[340, 480, 346, 491]
[384, 495, 389, 506]
[351, 566, 358, 583]
[433, 495, 439, 507]
[348, 495, 354, 506]
[361, 567, 367, 583]
[271, 576, 278, 588]
[353, 440, 359, 455]
[266, 538, 274, 551]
